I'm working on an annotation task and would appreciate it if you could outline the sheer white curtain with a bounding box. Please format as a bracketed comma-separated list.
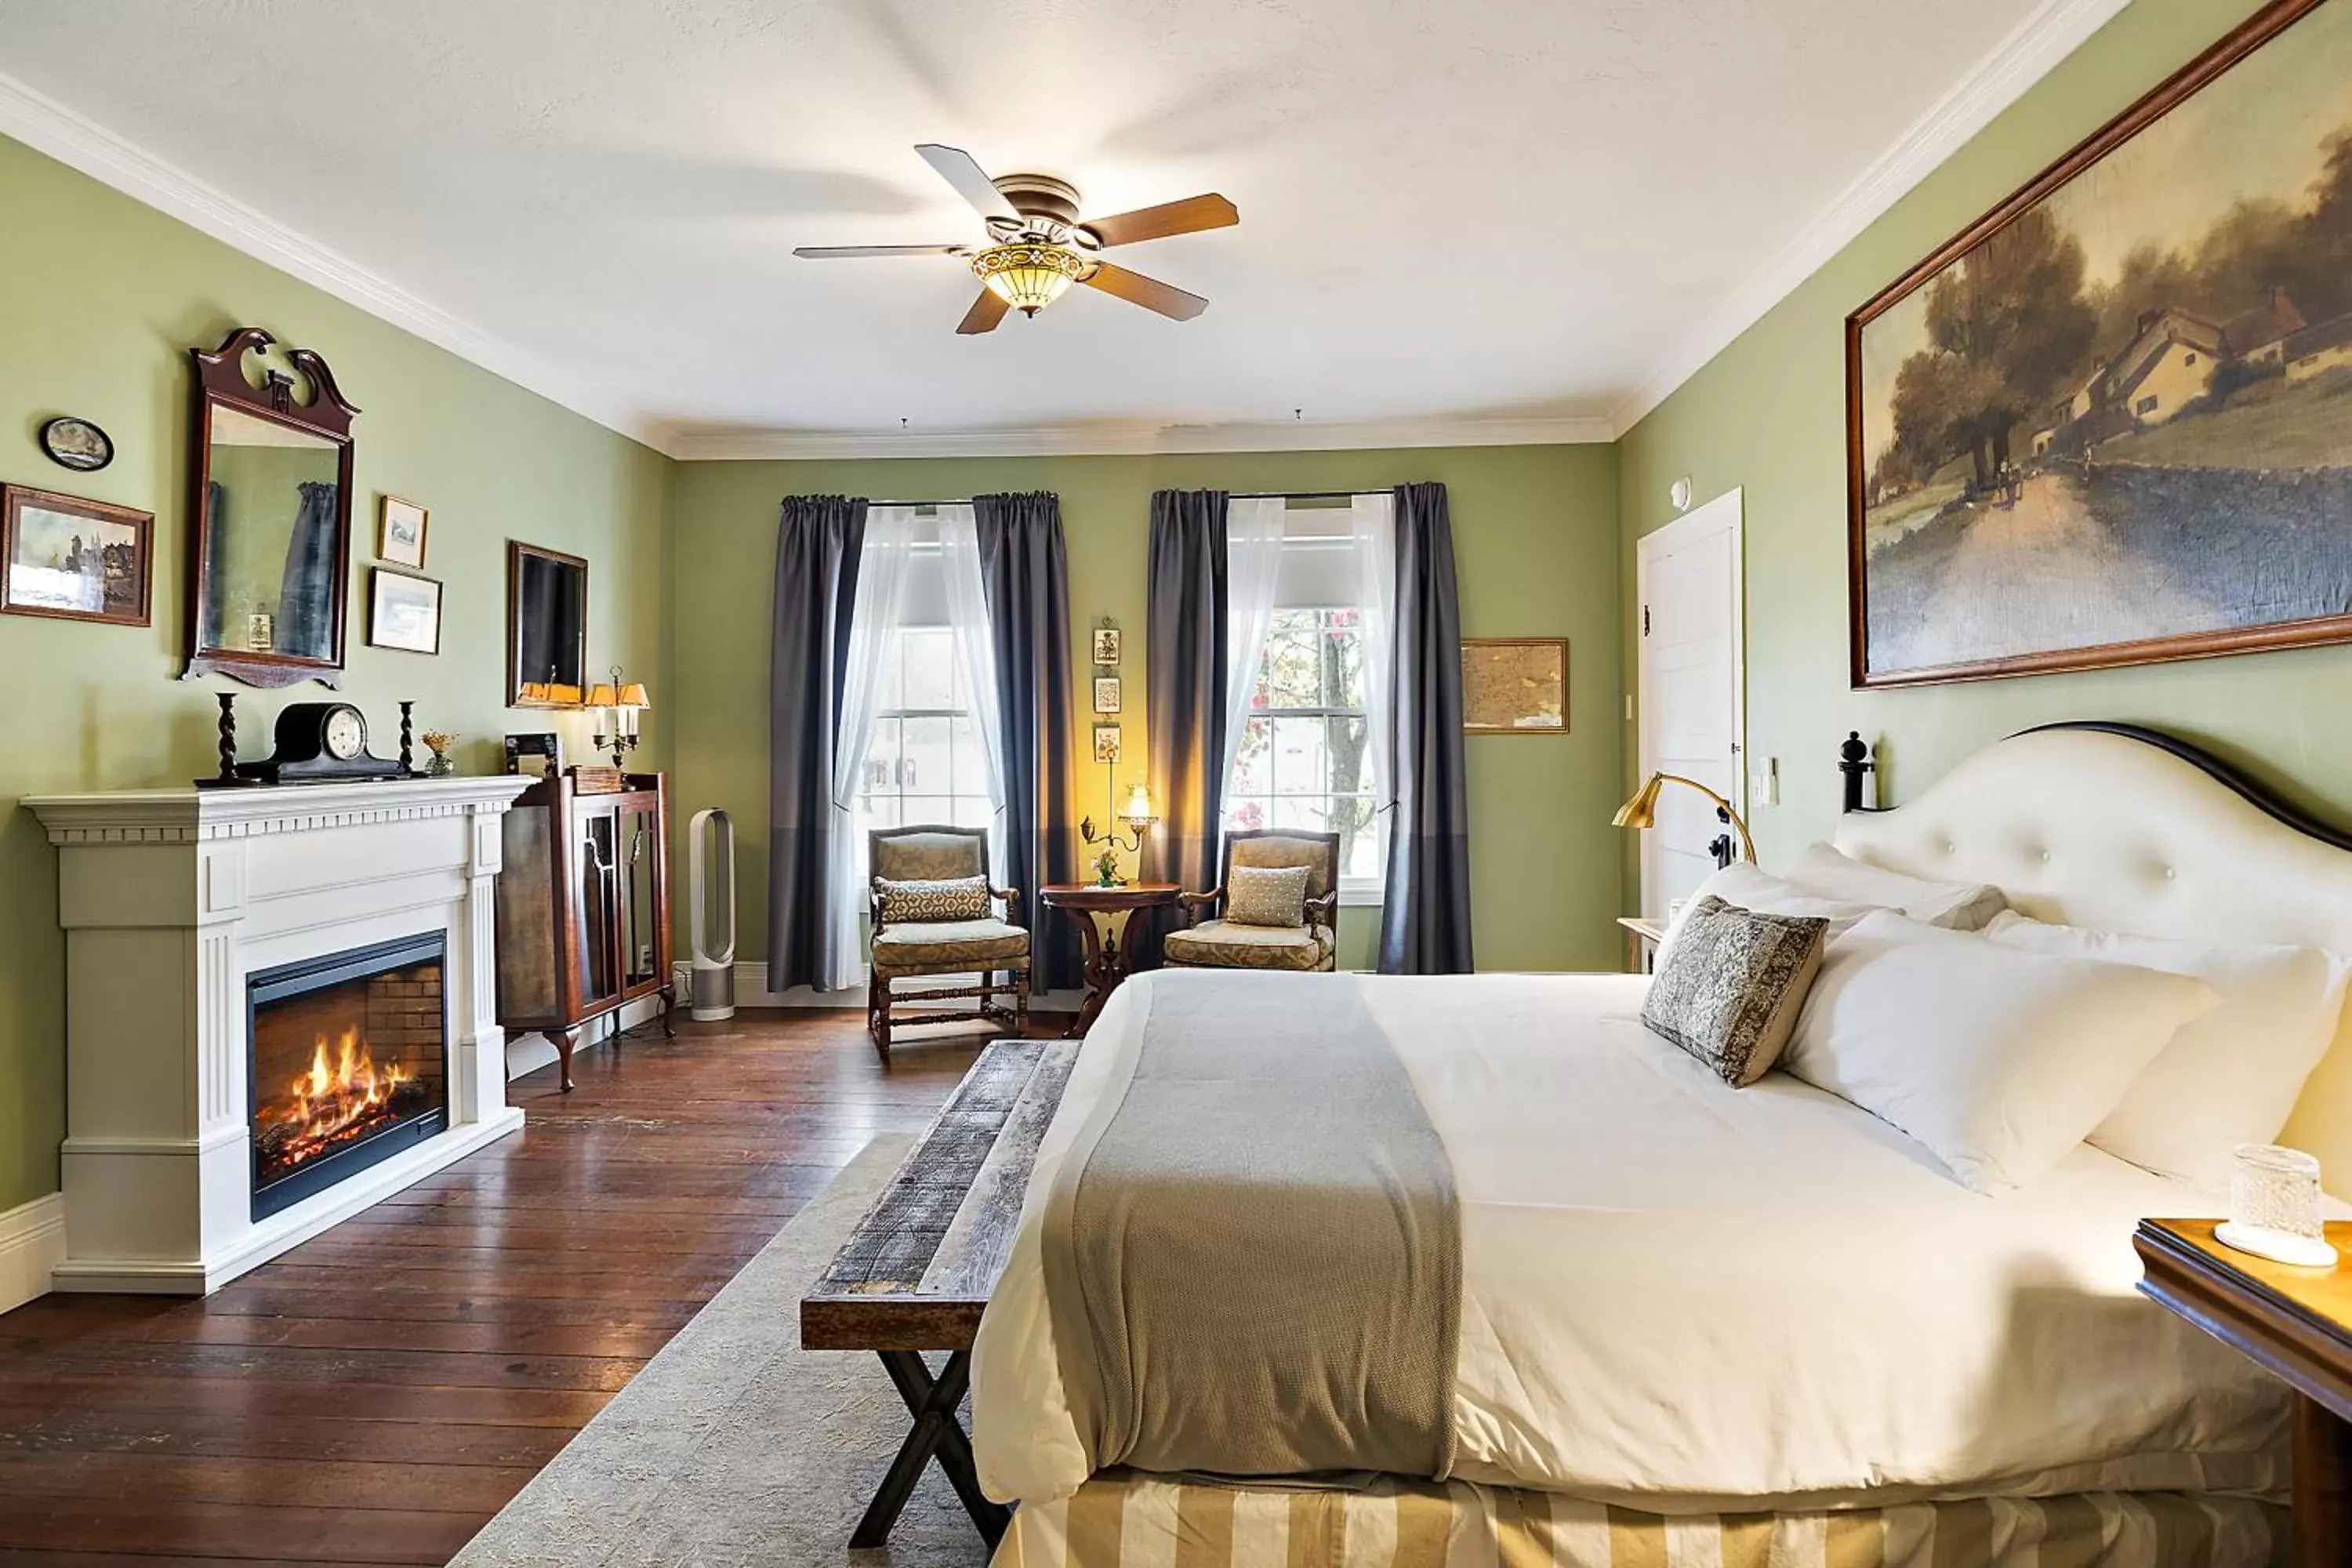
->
[1350, 490, 1399, 829]
[825, 505, 918, 991]
[1218, 495, 1289, 815]
[938, 504, 1008, 883]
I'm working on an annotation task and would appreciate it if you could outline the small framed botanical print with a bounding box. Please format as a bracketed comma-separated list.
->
[1093, 675, 1123, 714]
[1092, 626, 1121, 666]
[1, 485, 152, 626]
[368, 567, 443, 655]
[379, 494, 430, 568]
[1093, 724, 1122, 764]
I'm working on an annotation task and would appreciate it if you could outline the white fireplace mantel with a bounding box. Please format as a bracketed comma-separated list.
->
[26, 775, 533, 1294]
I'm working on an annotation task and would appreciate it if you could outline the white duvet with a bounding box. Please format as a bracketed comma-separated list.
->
[971, 971, 2292, 1511]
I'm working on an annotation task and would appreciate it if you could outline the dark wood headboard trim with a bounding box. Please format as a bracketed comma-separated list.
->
[2013, 721, 2352, 855]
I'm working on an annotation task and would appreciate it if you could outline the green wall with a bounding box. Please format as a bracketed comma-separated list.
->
[0, 134, 671, 1214]
[670, 445, 1622, 980]
[1619, 0, 2352, 873]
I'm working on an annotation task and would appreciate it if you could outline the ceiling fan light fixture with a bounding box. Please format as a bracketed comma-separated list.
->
[972, 243, 1091, 316]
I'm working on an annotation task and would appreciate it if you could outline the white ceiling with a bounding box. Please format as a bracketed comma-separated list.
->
[0, 0, 2122, 456]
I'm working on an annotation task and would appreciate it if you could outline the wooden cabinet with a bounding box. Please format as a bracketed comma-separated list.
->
[495, 771, 674, 1090]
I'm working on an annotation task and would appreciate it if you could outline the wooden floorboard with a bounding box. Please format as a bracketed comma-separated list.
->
[0, 1011, 1000, 1565]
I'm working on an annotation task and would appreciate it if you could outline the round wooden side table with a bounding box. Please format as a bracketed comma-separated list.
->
[1038, 883, 1180, 1039]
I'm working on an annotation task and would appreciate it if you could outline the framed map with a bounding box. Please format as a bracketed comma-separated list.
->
[1461, 637, 1567, 735]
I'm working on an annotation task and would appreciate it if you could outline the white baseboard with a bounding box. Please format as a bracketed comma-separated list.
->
[671, 960, 1086, 1014]
[0, 1192, 67, 1313]
[503, 992, 672, 1081]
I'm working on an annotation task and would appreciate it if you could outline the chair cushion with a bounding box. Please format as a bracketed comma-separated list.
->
[1163, 920, 1335, 971]
[877, 875, 991, 923]
[1230, 835, 1335, 901]
[872, 919, 1031, 975]
[871, 830, 986, 883]
[1227, 863, 1310, 928]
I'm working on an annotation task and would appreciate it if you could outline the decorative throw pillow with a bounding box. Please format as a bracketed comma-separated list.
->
[1226, 863, 1311, 928]
[877, 875, 992, 924]
[1641, 895, 1830, 1087]
[1656, 861, 1882, 969]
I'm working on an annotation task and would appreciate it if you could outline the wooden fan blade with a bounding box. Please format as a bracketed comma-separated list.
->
[916, 143, 1021, 222]
[1081, 194, 1238, 248]
[1079, 261, 1208, 321]
[956, 289, 1011, 336]
[793, 244, 967, 259]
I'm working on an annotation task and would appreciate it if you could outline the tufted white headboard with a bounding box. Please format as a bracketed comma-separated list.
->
[1832, 724, 2352, 1196]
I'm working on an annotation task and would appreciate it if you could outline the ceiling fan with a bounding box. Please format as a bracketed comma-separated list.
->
[793, 144, 1238, 335]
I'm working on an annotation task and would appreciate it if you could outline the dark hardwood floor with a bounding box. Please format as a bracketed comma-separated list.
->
[0, 1011, 995, 1566]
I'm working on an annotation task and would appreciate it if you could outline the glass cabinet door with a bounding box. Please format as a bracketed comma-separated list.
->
[578, 810, 620, 1004]
[619, 802, 661, 992]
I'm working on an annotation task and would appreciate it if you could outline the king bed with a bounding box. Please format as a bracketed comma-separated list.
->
[966, 724, 2352, 1566]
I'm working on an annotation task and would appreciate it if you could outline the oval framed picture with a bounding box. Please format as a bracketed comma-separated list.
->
[39, 416, 114, 474]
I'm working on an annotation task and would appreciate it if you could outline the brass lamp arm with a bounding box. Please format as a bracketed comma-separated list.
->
[1658, 772, 1756, 862]
[1615, 771, 1756, 863]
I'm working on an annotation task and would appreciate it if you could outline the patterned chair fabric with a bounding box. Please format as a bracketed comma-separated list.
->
[1168, 829, 1341, 973]
[1162, 920, 1337, 971]
[866, 824, 1028, 1058]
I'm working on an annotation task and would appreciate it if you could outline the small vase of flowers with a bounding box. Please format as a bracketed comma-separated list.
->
[420, 731, 457, 777]
[1093, 842, 1123, 887]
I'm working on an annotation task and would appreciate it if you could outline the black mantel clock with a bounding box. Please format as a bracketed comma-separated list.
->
[235, 701, 405, 786]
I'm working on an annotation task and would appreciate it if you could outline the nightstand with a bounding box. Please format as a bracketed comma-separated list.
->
[1617, 915, 1666, 974]
[2136, 1218, 2352, 1566]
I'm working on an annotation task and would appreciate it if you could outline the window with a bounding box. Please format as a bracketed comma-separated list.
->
[2137, 394, 2161, 415]
[856, 619, 995, 840]
[1227, 605, 1383, 887]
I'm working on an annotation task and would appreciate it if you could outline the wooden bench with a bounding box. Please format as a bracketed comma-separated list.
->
[800, 1036, 1078, 1549]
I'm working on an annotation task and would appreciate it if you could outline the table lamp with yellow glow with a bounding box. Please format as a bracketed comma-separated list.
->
[586, 667, 652, 772]
[1613, 771, 1755, 869]
[1080, 782, 1159, 887]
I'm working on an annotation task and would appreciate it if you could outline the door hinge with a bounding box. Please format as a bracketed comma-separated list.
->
[1642, 604, 1650, 635]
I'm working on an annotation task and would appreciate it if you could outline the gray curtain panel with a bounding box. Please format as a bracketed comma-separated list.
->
[975, 491, 1082, 993]
[1381, 481, 1475, 975]
[277, 480, 340, 659]
[1143, 488, 1230, 965]
[768, 495, 867, 991]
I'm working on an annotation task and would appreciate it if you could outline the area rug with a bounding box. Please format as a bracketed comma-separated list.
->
[448, 1134, 993, 1567]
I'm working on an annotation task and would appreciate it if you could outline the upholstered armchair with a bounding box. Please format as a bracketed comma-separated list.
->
[1164, 829, 1341, 973]
[866, 825, 1029, 1059]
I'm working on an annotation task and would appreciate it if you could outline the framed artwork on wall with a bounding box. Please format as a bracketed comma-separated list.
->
[1094, 724, 1122, 764]
[1094, 675, 1123, 714]
[0, 484, 152, 627]
[367, 567, 443, 655]
[1849, 0, 2352, 688]
[379, 494, 429, 568]
[1461, 637, 1568, 734]
[1092, 626, 1121, 666]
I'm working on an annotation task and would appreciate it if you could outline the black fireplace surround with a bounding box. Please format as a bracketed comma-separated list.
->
[247, 931, 450, 1221]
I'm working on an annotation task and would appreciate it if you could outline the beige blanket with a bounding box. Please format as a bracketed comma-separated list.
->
[1040, 971, 1461, 1479]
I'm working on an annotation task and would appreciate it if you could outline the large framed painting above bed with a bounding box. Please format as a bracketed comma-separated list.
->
[1846, 0, 2352, 688]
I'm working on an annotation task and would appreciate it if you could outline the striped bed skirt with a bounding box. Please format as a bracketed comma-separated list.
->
[992, 1473, 2288, 1567]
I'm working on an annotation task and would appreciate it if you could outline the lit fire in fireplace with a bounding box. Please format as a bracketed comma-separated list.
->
[257, 1029, 416, 1171]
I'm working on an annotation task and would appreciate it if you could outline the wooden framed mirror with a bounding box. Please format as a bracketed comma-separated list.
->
[508, 540, 589, 706]
[184, 328, 359, 688]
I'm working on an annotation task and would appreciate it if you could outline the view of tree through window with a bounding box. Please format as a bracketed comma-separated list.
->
[856, 625, 993, 870]
[1227, 607, 1382, 884]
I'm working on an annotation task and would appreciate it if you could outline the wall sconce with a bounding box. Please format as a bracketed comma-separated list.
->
[586, 666, 651, 771]
[1080, 782, 1158, 887]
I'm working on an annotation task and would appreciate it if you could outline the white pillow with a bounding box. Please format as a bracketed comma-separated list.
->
[1982, 912, 2351, 1188]
[1784, 913, 2218, 1196]
[1784, 842, 2006, 930]
[1656, 862, 1882, 967]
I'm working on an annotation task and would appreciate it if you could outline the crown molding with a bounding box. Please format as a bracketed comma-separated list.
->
[1607, 0, 2132, 436]
[0, 69, 666, 452]
[658, 412, 1616, 462]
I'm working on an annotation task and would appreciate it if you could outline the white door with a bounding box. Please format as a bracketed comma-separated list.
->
[1635, 488, 1744, 921]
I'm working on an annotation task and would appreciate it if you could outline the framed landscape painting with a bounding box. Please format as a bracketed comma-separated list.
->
[1848, 0, 2352, 687]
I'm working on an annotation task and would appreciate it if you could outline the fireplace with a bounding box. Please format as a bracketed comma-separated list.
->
[248, 933, 450, 1221]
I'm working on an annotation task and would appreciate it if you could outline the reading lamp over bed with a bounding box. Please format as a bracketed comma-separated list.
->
[1615, 771, 1757, 868]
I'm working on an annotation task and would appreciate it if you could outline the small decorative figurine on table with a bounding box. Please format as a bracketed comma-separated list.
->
[420, 731, 457, 777]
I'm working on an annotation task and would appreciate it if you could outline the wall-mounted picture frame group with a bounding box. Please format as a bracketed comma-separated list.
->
[1461, 637, 1568, 735]
[0, 484, 153, 627]
[1849, 0, 2352, 688]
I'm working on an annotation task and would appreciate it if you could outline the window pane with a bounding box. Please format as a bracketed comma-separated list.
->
[1322, 715, 1370, 796]
[862, 716, 902, 793]
[1270, 795, 1330, 833]
[1259, 611, 1324, 710]
[873, 631, 907, 713]
[902, 715, 953, 796]
[1322, 611, 1365, 708]
[1228, 797, 1269, 833]
[900, 627, 956, 710]
[949, 794, 995, 831]
[1230, 716, 1273, 797]
[1269, 715, 1330, 797]
[902, 796, 953, 827]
